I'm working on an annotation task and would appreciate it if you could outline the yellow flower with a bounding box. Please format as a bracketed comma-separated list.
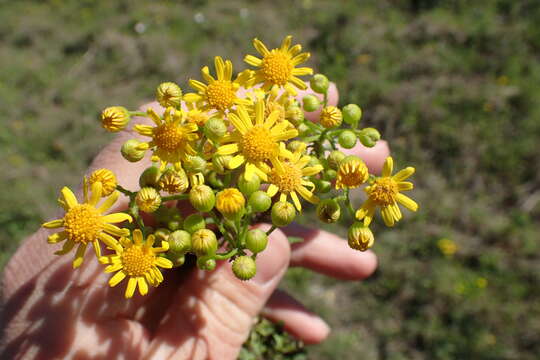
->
[355, 157, 418, 227]
[216, 102, 297, 180]
[133, 107, 199, 170]
[437, 238, 457, 257]
[88, 168, 117, 196]
[335, 156, 369, 189]
[266, 143, 323, 211]
[216, 188, 245, 216]
[101, 106, 130, 132]
[42, 182, 131, 268]
[244, 35, 313, 94]
[99, 229, 172, 298]
[184, 56, 252, 114]
[156, 82, 183, 108]
[320, 106, 342, 128]
[158, 169, 189, 194]
[136, 187, 162, 213]
[348, 222, 374, 251]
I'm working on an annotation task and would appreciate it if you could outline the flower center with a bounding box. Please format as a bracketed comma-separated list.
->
[121, 245, 154, 276]
[370, 177, 398, 205]
[262, 51, 293, 85]
[269, 163, 302, 193]
[154, 123, 184, 152]
[265, 101, 286, 122]
[63, 204, 103, 244]
[206, 80, 236, 111]
[241, 125, 277, 162]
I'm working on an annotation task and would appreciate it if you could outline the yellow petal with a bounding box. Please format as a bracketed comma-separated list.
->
[155, 257, 173, 269]
[397, 193, 418, 212]
[381, 206, 395, 227]
[244, 54, 262, 67]
[102, 213, 132, 224]
[61, 187, 78, 209]
[292, 67, 313, 76]
[98, 191, 120, 213]
[217, 143, 240, 156]
[267, 184, 279, 197]
[103, 223, 130, 237]
[54, 239, 75, 255]
[89, 182, 102, 206]
[228, 154, 245, 169]
[397, 182, 414, 191]
[72, 243, 88, 269]
[289, 76, 307, 90]
[93, 240, 101, 258]
[255, 101, 264, 125]
[229, 113, 249, 134]
[98, 233, 121, 252]
[393, 167, 415, 182]
[125, 277, 137, 298]
[253, 38, 270, 56]
[48, 231, 67, 244]
[109, 270, 126, 287]
[302, 165, 323, 177]
[105, 262, 123, 274]
[291, 52, 310, 66]
[43, 219, 64, 229]
[138, 277, 149, 296]
[133, 229, 143, 245]
[290, 191, 302, 211]
[382, 157, 394, 177]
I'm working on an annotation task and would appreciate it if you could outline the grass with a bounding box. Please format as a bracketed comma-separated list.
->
[1, 0, 539, 358]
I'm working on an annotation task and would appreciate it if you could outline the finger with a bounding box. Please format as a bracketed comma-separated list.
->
[146, 224, 291, 360]
[263, 289, 330, 345]
[297, 82, 339, 122]
[341, 139, 390, 175]
[285, 223, 378, 280]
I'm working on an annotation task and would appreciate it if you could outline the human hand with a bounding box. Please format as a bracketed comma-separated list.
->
[1, 84, 389, 360]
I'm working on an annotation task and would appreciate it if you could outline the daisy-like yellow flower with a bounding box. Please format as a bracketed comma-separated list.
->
[88, 168, 117, 196]
[335, 156, 369, 189]
[266, 143, 323, 211]
[355, 157, 418, 227]
[99, 229, 172, 298]
[42, 182, 131, 268]
[134, 107, 199, 170]
[244, 35, 313, 94]
[184, 56, 252, 114]
[217, 103, 297, 180]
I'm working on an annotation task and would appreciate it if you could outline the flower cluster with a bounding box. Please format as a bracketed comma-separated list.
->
[43, 36, 418, 298]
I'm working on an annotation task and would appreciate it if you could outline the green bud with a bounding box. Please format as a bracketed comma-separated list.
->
[324, 169, 337, 181]
[139, 166, 161, 188]
[327, 150, 346, 170]
[212, 154, 231, 174]
[207, 171, 224, 189]
[154, 228, 171, 242]
[358, 127, 381, 148]
[121, 139, 145, 162]
[168, 230, 192, 255]
[204, 117, 227, 143]
[271, 201, 296, 227]
[232, 256, 257, 280]
[238, 174, 261, 196]
[310, 74, 330, 94]
[249, 191, 272, 213]
[342, 104, 362, 125]
[316, 199, 341, 223]
[287, 140, 306, 153]
[183, 214, 206, 234]
[302, 94, 320, 112]
[245, 229, 268, 254]
[348, 222, 374, 251]
[297, 123, 309, 136]
[167, 219, 183, 231]
[184, 156, 207, 174]
[191, 229, 218, 256]
[189, 185, 216, 212]
[338, 130, 357, 149]
[197, 256, 217, 271]
[315, 179, 332, 193]
[285, 104, 304, 126]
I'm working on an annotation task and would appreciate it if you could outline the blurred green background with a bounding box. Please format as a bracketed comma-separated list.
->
[1, 0, 539, 358]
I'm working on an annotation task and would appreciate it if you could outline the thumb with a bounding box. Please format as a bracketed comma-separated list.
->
[146, 224, 291, 360]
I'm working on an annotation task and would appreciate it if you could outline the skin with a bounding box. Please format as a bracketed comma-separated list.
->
[0, 84, 389, 360]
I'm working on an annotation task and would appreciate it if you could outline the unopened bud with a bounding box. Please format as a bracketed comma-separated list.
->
[204, 117, 227, 143]
[249, 191, 272, 213]
[285, 104, 304, 126]
[327, 150, 346, 170]
[310, 74, 329, 94]
[320, 106, 342, 128]
[88, 168, 117, 197]
[245, 229, 268, 254]
[342, 104, 362, 125]
[338, 130, 357, 149]
[191, 229, 218, 256]
[139, 166, 161, 188]
[358, 127, 381, 148]
[135, 187, 161, 213]
[168, 230, 192, 255]
[216, 188, 245, 218]
[232, 256, 257, 280]
[302, 94, 320, 112]
[348, 222, 375, 251]
[183, 214, 206, 234]
[297, 123, 309, 136]
[316, 199, 341, 223]
[271, 201, 296, 227]
[189, 185, 216, 212]
[212, 154, 231, 174]
[184, 156, 207, 174]
[121, 139, 145, 162]
[197, 256, 217, 271]
[156, 82, 182, 108]
[324, 169, 337, 181]
[315, 179, 332, 193]
[158, 169, 189, 194]
[238, 174, 260, 196]
[101, 106, 130, 132]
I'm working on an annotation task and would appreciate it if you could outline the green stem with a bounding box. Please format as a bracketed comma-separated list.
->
[266, 225, 277, 236]
[129, 111, 147, 117]
[116, 185, 135, 196]
[343, 189, 356, 218]
[161, 194, 189, 202]
[214, 248, 238, 260]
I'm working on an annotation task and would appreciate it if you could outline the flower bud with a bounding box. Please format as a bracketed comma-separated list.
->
[308, 156, 323, 168]
[207, 171, 225, 189]
[189, 185, 215, 212]
[88, 168, 117, 197]
[297, 123, 309, 136]
[216, 188, 245, 218]
[232, 256, 257, 280]
[314, 179, 332, 193]
[191, 229, 218, 256]
[249, 191, 272, 213]
[158, 168, 189, 194]
[302, 94, 320, 112]
[139, 166, 161, 188]
[358, 127, 381, 148]
[238, 174, 260, 196]
[336, 155, 368, 189]
[183, 214, 206, 234]
[167, 219, 183, 231]
[101, 106, 130, 132]
[154, 228, 171, 242]
[166, 253, 185, 267]
[212, 154, 231, 174]
[316, 199, 341, 223]
[285, 104, 304, 126]
[136, 187, 161, 213]
[338, 130, 357, 149]
[168, 230, 192, 255]
[271, 201, 296, 227]
[310, 74, 329, 94]
[324, 169, 337, 181]
[342, 104, 362, 125]
[245, 229, 268, 254]
[204, 117, 227, 143]
[287, 140, 306, 153]
[156, 82, 182, 108]
[327, 150, 346, 170]
[348, 222, 374, 251]
[197, 256, 217, 271]
[184, 156, 207, 174]
[121, 139, 146, 162]
[320, 106, 342, 128]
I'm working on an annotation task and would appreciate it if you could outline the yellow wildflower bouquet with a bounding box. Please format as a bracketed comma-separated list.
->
[43, 36, 418, 298]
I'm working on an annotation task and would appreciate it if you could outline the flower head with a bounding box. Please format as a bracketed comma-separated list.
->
[184, 56, 252, 114]
[217, 102, 297, 180]
[133, 107, 199, 170]
[355, 157, 418, 227]
[88, 168, 117, 196]
[156, 82, 182, 108]
[216, 188, 245, 217]
[335, 156, 369, 189]
[42, 181, 132, 268]
[101, 106, 130, 132]
[136, 187, 162, 213]
[266, 143, 323, 211]
[158, 169, 189, 194]
[244, 36, 313, 94]
[320, 106, 342, 128]
[348, 222, 374, 251]
[99, 229, 172, 298]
